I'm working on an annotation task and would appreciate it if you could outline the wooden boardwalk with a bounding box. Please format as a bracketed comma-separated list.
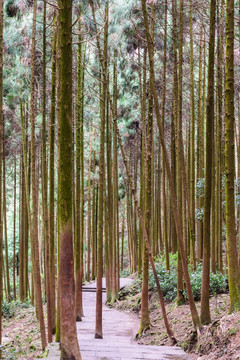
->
[46, 279, 191, 360]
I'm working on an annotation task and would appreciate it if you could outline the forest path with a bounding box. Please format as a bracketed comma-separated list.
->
[46, 278, 191, 360]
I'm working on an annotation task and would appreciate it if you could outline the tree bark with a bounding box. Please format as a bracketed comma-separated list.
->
[225, 0, 240, 312]
[200, 0, 216, 325]
[58, 0, 81, 358]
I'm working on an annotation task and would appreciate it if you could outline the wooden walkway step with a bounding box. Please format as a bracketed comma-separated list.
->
[44, 278, 192, 360]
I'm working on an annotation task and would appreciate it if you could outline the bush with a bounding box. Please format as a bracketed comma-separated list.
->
[2, 301, 15, 318]
[119, 277, 142, 299]
[148, 254, 178, 301]
[120, 268, 131, 278]
[120, 254, 228, 302]
[15, 299, 32, 309]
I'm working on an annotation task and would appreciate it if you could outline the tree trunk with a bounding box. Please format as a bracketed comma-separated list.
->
[13, 156, 17, 300]
[42, 0, 52, 343]
[49, 14, 57, 335]
[200, 0, 216, 325]
[225, 0, 240, 312]
[0, 0, 3, 353]
[141, 0, 201, 330]
[58, 0, 81, 358]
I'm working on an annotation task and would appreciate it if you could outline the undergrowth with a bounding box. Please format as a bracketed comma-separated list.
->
[2, 299, 32, 319]
[119, 254, 228, 302]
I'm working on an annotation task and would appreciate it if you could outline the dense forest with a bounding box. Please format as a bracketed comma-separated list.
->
[0, 0, 240, 359]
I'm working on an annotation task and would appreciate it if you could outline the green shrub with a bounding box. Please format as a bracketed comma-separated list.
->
[120, 254, 228, 302]
[120, 268, 131, 278]
[119, 277, 142, 299]
[15, 299, 32, 309]
[2, 300, 15, 318]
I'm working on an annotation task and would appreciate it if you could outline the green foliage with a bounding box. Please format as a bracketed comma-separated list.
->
[119, 255, 228, 303]
[15, 299, 32, 309]
[2, 299, 32, 319]
[183, 263, 228, 301]
[118, 277, 142, 299]
[120, 268, 131, 278]
[148, 254, 178, 301]
[2, 300, 15, 318]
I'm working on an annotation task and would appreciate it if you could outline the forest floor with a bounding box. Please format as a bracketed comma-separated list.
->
[2, 303, 47, 359]
[2, 284, 240, 360]
[115, 290, 240, 359]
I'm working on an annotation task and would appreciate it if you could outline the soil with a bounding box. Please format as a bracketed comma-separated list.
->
[115, 291, 240, 360]
[2, 304, 47, 359]
[3, 289, 240, 360]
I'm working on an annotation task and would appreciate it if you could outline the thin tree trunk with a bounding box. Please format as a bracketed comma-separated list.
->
[197, 23, 203, 263]
[21, 103, 47, 351]
[161, 0, 169, 272]
[189, 0, 196, 270]
[225, 0, 240, 312]
[13, 156, 17, 300]
[90, 0, 108, 339]
[75, 18, 83, 322]
[141, 0, 201, 330]
[117, 127, 175, 342]
[49, 14, 57, 335]
[42, 0, 52, 343]
[0, 0, 3, 353]
[87, 132, 92, 282]
[176, 0, 185, 305]
[91, 150, 96, 281]
[200, 0, 216, 325]
[3, 121, 10, 301]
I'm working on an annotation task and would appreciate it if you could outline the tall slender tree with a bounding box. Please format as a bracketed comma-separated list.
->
[58, 0, 81, 358]
[28, 0, 47, 348]
[0, 0, 3, 354]
[42, 0, 52, 343]
[49, 15, 57, 334]
[200, 0, 216, 325]
[225, 0, 240, 312]
[141, 0, 201, 330]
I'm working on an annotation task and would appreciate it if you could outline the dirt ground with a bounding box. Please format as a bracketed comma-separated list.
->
[2, 304, 46, 359]
[115, 292, 240, 360]
[2, 291, 240, 360]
